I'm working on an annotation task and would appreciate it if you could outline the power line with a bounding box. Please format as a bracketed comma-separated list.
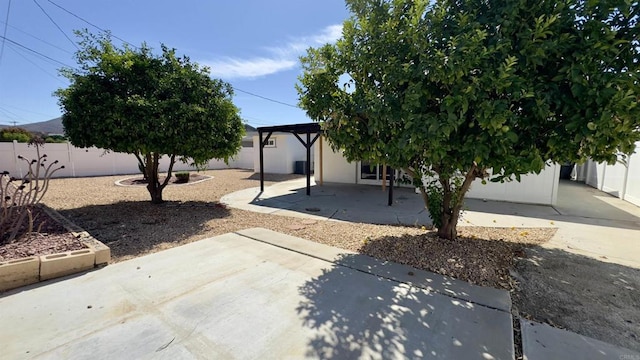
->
[46, 0, 136, 49]
[0, 35, 73, 68]
[0, 0, 11, 66]
[0, 20, 73, 54]
[0, 102, 58, 117]
[7, 43, 66, 83]
[44, 0, 301, 112]
[32, 0, 78, 51]
[233, 87, 300, 109]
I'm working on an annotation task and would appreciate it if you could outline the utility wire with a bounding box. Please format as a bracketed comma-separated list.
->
[0, 102, 58, 117]
[46, 0, 300, 111]
[233, 87, 300, 109]
[0, 0, 11, 66]
[7, 43, 66, 83]
[46, 0, 136, 49]
[0, 35, 73, 68]
[0, 20, 73, 54]
[33, 0, 78, 50]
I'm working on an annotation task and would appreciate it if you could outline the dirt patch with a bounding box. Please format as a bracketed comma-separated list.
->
[512, 246, 640, 352]
[0, 206, 86, 261]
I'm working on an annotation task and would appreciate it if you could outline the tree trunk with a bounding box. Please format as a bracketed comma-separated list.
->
[437, 205, 460, 239]
[434, 163, 484, 240]
[145, 153, 164, 204]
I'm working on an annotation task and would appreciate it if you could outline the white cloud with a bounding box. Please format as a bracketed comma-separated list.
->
[206, 57, 297, 79]
[203, 24, 342, 80]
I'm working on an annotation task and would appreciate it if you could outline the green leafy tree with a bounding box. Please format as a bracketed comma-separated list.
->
[57, 32, 245, 203]
[298, 0, 640, 239]
[0, 127, 33, 143]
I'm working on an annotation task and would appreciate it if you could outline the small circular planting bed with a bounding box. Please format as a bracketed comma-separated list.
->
[115, 174, 213, 187]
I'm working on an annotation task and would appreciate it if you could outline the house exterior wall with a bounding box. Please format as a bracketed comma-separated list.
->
[0, 141, 253, 178]
[314, 137, 357, 183]
[253, 134, 314, 174]
[314, 137, 559, 205]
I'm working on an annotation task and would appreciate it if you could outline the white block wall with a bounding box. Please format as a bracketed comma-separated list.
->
[466, 165, 559, 205]
[0, 141, 253, 178]
[581, 141, 640, 207]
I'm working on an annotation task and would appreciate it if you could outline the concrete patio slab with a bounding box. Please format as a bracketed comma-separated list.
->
[0, 229, 514, 360]
[236, 228, 512, 312]
[521, 320, 640, 360]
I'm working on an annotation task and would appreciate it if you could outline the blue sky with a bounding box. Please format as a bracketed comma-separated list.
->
[0, 0, 350, 127]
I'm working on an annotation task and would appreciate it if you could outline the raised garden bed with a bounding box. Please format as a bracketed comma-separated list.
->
[0, 205, 110, 292]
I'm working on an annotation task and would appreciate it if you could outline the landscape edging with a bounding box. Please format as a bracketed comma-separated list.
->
[0, 205, 110, 292]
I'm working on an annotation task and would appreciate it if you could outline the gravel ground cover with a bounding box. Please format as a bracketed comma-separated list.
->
[41, 168, 554, 288]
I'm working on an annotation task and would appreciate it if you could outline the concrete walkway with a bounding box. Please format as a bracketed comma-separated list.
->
[1, 229, 514, 359]
[221, 178, 640, 269]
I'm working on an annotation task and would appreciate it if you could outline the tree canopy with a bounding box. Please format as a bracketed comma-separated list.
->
[57, 32, 245, 203]
[298, 0, 640, 239]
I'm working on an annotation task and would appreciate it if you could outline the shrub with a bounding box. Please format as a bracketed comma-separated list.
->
[0, 139, 65, 244]
[174, 171, 190, 183]
[0, 128, 33, 143]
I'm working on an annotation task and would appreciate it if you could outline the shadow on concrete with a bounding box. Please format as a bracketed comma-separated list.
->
[240, 170, 305, 183]
[296, 252, 513, 359]
[465, 180, 640, 230]
[251, 183, 429, 226]
[513, 246, 640, 352]
[57, 200, 231, 260]
[248, 179, 640, 230]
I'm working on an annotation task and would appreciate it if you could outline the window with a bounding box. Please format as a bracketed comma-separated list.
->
[264, 138, 276, 148]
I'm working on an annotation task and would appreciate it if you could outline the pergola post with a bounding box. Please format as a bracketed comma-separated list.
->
[306, 131, 311, 196]
[259, 130, 264, 192]
[388, 167, 394, 206]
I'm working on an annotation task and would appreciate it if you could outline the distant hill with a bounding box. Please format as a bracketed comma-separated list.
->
[0, 117, 258, 136]
[0, 117, 64, 135]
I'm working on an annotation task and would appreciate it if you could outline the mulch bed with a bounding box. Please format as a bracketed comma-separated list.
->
[0, 206, 86, 262]
[118, 173, 210, 186]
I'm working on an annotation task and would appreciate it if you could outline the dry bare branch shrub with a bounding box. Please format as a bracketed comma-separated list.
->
[0, 138, 65, 244]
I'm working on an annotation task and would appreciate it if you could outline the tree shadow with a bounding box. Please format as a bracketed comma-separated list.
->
[57, 200, 231, 260]
[242, 171, 305, 182]
[296, 252, 514, 359]
[513, 246, 640, 352]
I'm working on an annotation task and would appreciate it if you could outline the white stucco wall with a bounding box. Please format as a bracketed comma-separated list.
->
[313, 138, 559, 205]
[253, 134, 315, 174]
[314, 137, 357, 183]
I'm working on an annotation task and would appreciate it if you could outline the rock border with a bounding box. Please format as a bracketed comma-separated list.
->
[0, 205, 110, 292]
[114, 174, 213, 187]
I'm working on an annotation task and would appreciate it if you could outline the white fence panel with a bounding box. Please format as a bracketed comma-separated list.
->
[467, 164, 559, 205]
[602, 159, 627, 198]
[623, 151, 640, 206]
[0, 141, 253, 178]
